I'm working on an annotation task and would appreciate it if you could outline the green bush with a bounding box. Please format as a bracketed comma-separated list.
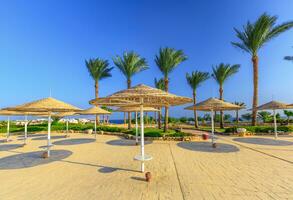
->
[225, 126, 293, 133]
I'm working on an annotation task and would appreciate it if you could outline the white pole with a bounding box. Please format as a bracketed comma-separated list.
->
[211, 110, 215, 144]
[47, 115, 51, 157]
[140, 99, 145, 173]
[24, 115, 28, 144]
[273, 109, 278, 139]
[6, 116, 10, 141]
[66, 119, 69, 136]
[94, 115, 97, 139]
[135, 111, 138, 145]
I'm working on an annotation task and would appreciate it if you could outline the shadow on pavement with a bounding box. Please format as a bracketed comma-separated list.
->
[177, 141, 239, 153]
[106, 139, 152, 146]
[233, 138, 293, 146]
[53, 138, 95, 146]
[0, 150, 72, 170]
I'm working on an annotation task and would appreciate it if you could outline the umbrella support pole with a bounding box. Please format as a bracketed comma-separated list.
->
[47, 115, 51, 157]
[135, 111, 138, 145]
[24, 115, 28, 145]
[66, 119, 69, 137]
[6, 116, 10, 142]
[273, 110, 278, 139]
[211, 110, 215, 145]
[94, 115, 97, 139]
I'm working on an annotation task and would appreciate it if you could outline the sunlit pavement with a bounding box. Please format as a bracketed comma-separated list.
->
[0, 132, 293, 200]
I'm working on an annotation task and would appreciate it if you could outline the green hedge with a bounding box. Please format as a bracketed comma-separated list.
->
[124, 128, 190, 137]
[225, 126, 293, 133]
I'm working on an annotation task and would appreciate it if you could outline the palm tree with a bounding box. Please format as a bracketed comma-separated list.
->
[232, 13, 293, 126]
[155, 47, 187, 132]
[186, 71, 210, 128]
[257, 111, 272, 123]
[86, 58, 113, 124]
[113, 51, 148, 129]
[234, 102, 246, 124]
[241, 113, 252, 121]
[154, 78, 165, 129]
[212, 63, 240, 128]
[284, 110, 293, 124]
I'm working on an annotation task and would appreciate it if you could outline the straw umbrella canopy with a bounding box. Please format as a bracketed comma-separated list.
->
[253, 101, 291, 139]
[77, 106, 111, 138]
[53, 112, 79, 137]
[0, 109, 48, 143]
[90, 84, 192, 172]
[185, 98, 243, 145]
[5, 97, 81, 157]
[115, 106, 159, 145]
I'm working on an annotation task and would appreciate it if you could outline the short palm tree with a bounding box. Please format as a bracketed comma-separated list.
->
[186, 71, 210, 128]
[232, 13, 293, 126]
[155, 47, 187, 132]
[86, 58, 113, 124]
[234, 102, 246, 124]
[284, 110, 293, 124]
[154, 78, 165, 129]
[257, 111, 272, 123]
[113, 51, 148, 129]
[212, 63, 240, 128]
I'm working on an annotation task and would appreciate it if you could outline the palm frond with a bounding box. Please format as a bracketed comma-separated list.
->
[85, 58, 113, 81]
[186, 71, 210, 90]
[113, 51, 148, 80]
[212, 63, 240, 86]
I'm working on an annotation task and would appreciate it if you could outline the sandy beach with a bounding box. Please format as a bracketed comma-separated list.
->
[1, 132, 293, 200]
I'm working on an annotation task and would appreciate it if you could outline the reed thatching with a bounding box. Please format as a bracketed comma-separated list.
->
[0, 109, 49, 116]
[185, 98, 243, 111]
[53, 112, 78, 118]
[255, 100, 292, 110]
[77, 106, 111, 115]
[90, 84, 192, 107]
[4, 97, 81, 113]
[115, 106, 158, 112]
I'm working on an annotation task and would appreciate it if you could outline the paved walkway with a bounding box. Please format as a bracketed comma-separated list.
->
[0, 132, 293, 200]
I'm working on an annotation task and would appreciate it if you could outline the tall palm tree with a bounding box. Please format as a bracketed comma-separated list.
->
[86, 58, 113, 124]
[155, 47, 187, 132]
[212, 63, 240, 128]
[232, 13, 293, 126]
[113, 51, 148, 129]
[234, 102, 246, 124]
[154, 78, 165, 129]
[186, 71, 210, 128]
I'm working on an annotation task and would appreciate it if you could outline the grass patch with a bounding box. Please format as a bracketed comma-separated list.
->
[124, 128, 190, 137]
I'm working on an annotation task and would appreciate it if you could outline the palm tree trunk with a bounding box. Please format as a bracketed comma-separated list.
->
[158, 108, 161, 129]
[193, 90, 198, 128]
[127, 79, 132, 129]
[219, 87, 224, 128]
[236, 110, 239, 124]
[251, 55, 258, 126]
[95, 81, 100, 125]
[164, 78, 169, 132]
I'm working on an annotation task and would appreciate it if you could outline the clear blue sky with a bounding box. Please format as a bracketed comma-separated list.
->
[1, 0, 293, 119]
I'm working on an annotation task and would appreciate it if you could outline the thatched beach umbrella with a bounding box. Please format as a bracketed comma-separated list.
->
[254, 101, 291, 139]
[77, 106, 111, 138]
[0, 110, 48, 143]
[5, 97, 81, 157]
[90, 84, 192, 172]
[185, 98, 243, 146]
[53, 112, 78, 137]
[115, 106, 158, 145]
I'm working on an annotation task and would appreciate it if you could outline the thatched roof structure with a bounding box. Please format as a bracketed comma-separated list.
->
[77, 106, 111, 115]
[0, 109, 49, 116]
[5, 97, 81, 113]
[53, 112, 78, 118]
[90, 84, 192, 107]
[185, 98, 243, 111]
[255, 101, 292, 110]
[115, 106, 158, 112]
